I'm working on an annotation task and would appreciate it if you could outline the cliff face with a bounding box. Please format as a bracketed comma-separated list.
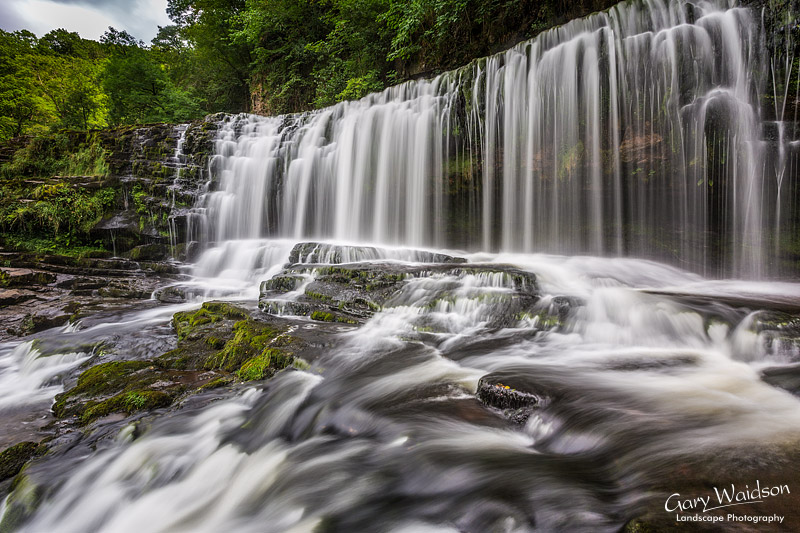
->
[0, 117, 221, 261]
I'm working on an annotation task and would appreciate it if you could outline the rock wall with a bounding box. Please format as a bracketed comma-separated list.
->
[0, 116, 222, 262]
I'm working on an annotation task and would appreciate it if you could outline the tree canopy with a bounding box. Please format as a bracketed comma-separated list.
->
[0, 0, 611, 140]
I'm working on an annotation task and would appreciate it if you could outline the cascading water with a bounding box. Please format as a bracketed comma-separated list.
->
[4, 1, 800, 532]
[187, 0, 797, 279]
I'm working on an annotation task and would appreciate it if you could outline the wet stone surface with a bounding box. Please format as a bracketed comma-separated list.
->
[260, 259, 541, 326]
[0, 252, 185, 341]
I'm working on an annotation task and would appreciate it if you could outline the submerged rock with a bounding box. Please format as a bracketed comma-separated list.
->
[0, 442, 42, 483]
[477, 375, 552, 425]
[753, 311, 800, 358]
[260, 261, 540, 326]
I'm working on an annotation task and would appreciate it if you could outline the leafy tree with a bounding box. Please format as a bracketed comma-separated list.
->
[0, 31, 52, 139]
[30, 53, 107, 130]
[102, 27, 203, 124]
[167, 0, 253, 112]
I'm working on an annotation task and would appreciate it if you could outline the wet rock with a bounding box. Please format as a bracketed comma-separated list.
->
[97, 280, 154, 299]
[0, 442, 42, 483]
[549, 295, 582, 323]
[260, 263, 409, 323]
[23, 311, 72, 333]
[259, 300, 312, 317]
[260, 261, 539, 326]
[605, 355, 698, 372]
[0, 251, 183, 342]
[477, 375, 551, 425]
[154, 285, 187, 304]
[260, 274, 306, 293]
[127, 244, 169, 261]
[761, 364, 800, 396]
[0, 268, 56, 287]
[0, 289, 37, 308]
[753, 311, 800, 356]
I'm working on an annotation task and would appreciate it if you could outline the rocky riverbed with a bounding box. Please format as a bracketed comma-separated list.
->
[2, 242, 800, 531]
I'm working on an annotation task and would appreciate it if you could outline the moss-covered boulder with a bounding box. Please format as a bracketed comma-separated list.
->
[260, 261, 540, 328]
[52, 360, 181, 424]
[0, 442, 42, 483]
[51, 302, 302, 426]
[159, 301, 300, 380]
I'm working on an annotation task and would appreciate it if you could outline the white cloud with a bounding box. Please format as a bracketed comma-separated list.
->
[0, 0, 171, 42]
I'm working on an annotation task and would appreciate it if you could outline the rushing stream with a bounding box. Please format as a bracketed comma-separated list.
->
[4, 251, 800, 531]
[2, 0, 800, 531]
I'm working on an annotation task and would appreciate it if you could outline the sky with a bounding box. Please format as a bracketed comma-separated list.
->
[0, 0, 172, 43]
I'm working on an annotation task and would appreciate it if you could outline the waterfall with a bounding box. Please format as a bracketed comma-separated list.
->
[190, 0, 795, 278]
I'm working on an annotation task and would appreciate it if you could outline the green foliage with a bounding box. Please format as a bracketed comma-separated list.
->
[0, 132, 117, 254]
[0, 29, 110, 138]
[0, 0, 608, 128]
[102, 37, 204, 124]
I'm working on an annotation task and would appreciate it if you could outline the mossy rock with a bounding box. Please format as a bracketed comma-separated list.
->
[310, 310, 357, 324]
[54, 302, 303, 428]
[52, 360, 173, 421]
[80, 390, 173, 424]
[59, 360, 150, 401]
[237, 348, 294, 381]
[203, 319, 286, 372]
[198, 376, 235, 390]
[172, 301, 248, 341]
[165, 302, 299, 382]
[0, 442, 42, 482]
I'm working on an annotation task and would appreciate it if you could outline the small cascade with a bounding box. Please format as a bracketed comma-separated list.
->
[166, 125, 189, 259]
[0, 342, 90, 412]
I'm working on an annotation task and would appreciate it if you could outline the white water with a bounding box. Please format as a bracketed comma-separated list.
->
[10, 254, 800, 532]
[0, 341, 90, 413]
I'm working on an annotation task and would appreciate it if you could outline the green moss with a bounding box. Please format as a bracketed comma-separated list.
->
[201, 302, 248, 319]
[514, 309, 561, 329]
[237, 348, 293, 381]
[292, 358, 311, 371]
[0, 442, 40, 482]
[310, 310, 335, 322]
[0, 474, 42, 533]
[52, 360, 152, 417]
[80, 390, 173, 424]
[172, 302, 247, 340]
[71, 360, 150, 397]
[309, 310, 356, 324]
[198, 377, 235, 390]
[203, 319, 285, 372]
[305, 290, 333, 302]
[205, 336, 227, 349]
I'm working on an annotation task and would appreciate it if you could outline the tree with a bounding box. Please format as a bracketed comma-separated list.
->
[102, 27, 203, 124]
[0, 31, 51, 139]
[30, 54, 107, 130]
[167, 0, 253, 112]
